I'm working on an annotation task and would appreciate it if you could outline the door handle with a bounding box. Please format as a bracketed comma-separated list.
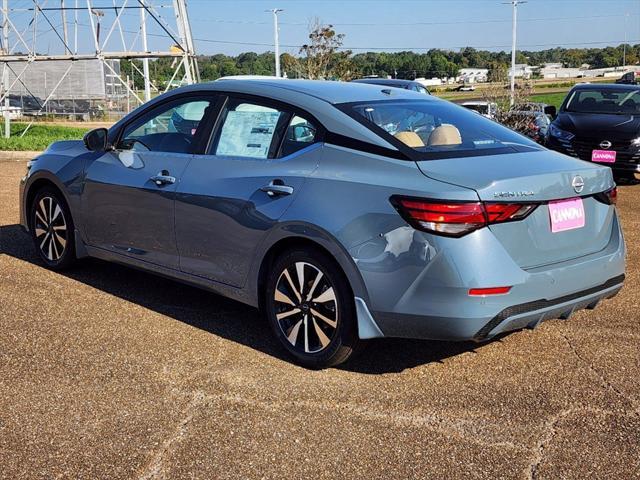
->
[260, 180, 294, 197]
[150, 170, 176, 186]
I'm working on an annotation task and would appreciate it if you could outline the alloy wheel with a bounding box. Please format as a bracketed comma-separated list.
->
[33, 196, 68, 262]
[273, 261, 339, 354]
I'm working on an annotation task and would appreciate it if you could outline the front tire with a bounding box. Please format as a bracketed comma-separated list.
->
[264, 248, 360, 369]
[30, 187, 76, 270]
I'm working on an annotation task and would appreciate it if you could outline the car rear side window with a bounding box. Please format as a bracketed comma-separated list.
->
[210, 101, 290, 159]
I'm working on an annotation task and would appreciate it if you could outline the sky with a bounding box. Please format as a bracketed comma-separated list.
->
[184, 0, 640, 55]
[5, 0, 640, 57]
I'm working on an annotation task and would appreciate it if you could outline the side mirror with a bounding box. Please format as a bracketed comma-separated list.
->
[83, 128, 109, 152]
[544, 105, 557, 118]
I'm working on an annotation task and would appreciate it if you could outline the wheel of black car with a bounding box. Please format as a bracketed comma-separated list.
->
[30, 187, 76, 270]
[264, 248, 359, 369]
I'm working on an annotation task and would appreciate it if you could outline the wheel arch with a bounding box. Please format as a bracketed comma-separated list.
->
[252, 223, 371, 312]
[24, 174, 70, 230]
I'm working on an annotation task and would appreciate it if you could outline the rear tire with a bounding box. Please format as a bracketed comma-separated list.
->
[264, 248, 360, 369]
[29, 187, 76, 270]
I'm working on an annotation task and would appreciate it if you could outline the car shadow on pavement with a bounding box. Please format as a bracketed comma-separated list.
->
[1, 223, 483, 374]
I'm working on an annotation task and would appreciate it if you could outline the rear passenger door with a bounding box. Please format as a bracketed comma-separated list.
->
[175, 95, 323, 287]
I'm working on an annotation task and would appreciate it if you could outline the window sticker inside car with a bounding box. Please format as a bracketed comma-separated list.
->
[216, 111, 281, 158]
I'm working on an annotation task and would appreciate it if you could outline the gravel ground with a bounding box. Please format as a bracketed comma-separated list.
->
[1, 159, 638, 479]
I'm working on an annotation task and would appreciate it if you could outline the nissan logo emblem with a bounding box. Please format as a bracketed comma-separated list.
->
[599, 140, 612, 149]
[572, 175, 585, 194]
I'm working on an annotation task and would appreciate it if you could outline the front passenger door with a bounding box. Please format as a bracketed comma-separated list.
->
[82, 94, 216, 268]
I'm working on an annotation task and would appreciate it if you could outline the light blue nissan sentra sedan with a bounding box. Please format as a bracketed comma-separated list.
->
[19, 79, 625, 368]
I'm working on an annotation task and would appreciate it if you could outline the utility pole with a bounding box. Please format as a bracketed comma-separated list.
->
[623, 12, 629, 68]
[2, 0, 9, 138]
[504, 0, 525, 107]
[140, 0, 151, 102]
[267, 8, 283, 77]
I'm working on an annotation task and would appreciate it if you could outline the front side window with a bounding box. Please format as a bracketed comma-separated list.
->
[346, 99, 540, 159]
[563, 88, 640, 115]
[212, 101, 288, 159]
[120, 97, 213, 154]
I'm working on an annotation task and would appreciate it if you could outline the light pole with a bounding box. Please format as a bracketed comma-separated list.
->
[504, 0, 526, 107]
[140, 0, 151, 102]
[266, 8, 283, 77]
[3, 0, 9, 138]
[623, 12, 629, 68]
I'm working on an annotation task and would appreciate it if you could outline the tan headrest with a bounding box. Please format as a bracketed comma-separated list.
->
[427, 125, 462, 146]
[394, 131, 424, 148]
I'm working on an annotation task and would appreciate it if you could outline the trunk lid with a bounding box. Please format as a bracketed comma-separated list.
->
[416, 150, 616, 268]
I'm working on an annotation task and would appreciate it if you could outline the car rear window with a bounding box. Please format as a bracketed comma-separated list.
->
[563, 88, 640, 115]
[345, 99, 540, 159]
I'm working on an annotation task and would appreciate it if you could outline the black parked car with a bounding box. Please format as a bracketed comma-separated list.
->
[546, 83, 640, 180]
[351, 78, 430, 94]
[616, 71, 639, 85]
[509, 111, 551, 144]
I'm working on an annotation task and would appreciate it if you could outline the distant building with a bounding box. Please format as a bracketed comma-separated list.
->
[5, 59, 124, 101]
[415, 77, 443, 87]
[508, 64, 533, 79]
[458, 68, 488, 83]
[540, 64, 583, 79]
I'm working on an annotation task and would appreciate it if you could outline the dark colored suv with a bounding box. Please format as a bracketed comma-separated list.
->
[546, 83, 640, 179]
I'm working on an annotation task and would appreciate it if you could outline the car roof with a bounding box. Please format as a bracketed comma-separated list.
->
[180, 78, 429, 105]
[571, 82, 640, 91]
[351, 78, 417, 87]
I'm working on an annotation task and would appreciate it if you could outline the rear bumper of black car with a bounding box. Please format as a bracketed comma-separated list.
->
[546, 136, 640, 173]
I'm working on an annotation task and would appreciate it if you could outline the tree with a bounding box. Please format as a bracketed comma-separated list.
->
[488, 61, 508, 83]
[299, 19, 346, 80]
[281, 53, 301, 78]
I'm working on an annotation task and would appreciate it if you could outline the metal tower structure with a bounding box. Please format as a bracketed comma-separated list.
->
[0, 0, 199, 137]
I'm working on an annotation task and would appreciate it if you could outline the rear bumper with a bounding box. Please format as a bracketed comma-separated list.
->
[370, 275, 623, 341]
[353, 213, 625, 341]
[473, 274, 623, 340]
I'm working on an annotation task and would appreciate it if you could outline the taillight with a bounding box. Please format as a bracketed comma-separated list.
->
[606, 186, 617, 205]
[391, 196, 537, 237]
[594, 186, 617, 205]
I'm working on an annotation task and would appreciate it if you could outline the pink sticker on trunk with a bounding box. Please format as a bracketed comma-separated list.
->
[549, 198, 585, 233]
[592, 149, 616, 163]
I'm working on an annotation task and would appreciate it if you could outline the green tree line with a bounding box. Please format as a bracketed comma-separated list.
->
[121, 43, 640, 87]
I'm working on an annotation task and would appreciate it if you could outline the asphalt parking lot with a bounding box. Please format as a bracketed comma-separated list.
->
[1, 158, 639, 479]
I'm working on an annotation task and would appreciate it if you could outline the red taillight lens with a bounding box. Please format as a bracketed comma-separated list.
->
[484, 203, 537, 222]
[393, 198, 485, 236]
[391, 196, 538, 237]
[469, 286, 512, 296]
[594, 186, 617, 206]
